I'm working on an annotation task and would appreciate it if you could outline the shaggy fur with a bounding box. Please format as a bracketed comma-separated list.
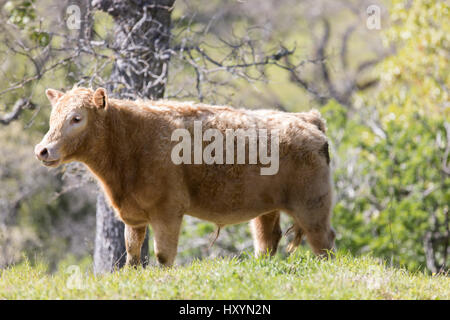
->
[35, 87, 335, 267]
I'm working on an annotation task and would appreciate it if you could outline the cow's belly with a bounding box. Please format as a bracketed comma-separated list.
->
[186, 189, 284, 225]
[185, 207, 279, 225]
[182, 164, 291, 225]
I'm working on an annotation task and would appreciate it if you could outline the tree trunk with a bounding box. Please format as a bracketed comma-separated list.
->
[92, 0, 175, 274]
[93, 192, 128, 272]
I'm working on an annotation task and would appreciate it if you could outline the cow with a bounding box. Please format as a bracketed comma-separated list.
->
[35, 87, 335, 268]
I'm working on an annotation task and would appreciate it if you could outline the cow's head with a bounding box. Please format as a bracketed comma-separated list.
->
[34, 87, 108, 167]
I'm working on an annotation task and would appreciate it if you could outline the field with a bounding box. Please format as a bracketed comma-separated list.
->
[1, 250, 448, 300]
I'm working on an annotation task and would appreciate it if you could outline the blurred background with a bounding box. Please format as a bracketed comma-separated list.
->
[0, 0, 448, 273]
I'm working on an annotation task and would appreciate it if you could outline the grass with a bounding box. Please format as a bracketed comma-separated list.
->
[0, 250, 448, 299]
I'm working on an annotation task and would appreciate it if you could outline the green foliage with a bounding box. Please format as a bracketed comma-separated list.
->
[381, 0, 449, 113]
[1, 251, 448, 299]
[5, 0, 36, 28]
[5, 0, 50, 46]
[315, 0, 450, 273]
[324, 101, 449, 271]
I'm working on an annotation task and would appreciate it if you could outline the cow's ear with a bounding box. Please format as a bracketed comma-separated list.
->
[93, 87, 108, 109]
[45, 89, 64, 107]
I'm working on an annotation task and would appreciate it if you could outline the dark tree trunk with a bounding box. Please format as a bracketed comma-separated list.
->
[92, 0, 175, 274]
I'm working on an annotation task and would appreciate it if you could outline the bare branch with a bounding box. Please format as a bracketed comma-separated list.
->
[316, 18, 335, 97]
[0, 99, 36, 126]
[340, 24, 357, 69]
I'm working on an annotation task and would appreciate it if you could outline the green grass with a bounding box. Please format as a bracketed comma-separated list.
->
[1, 250, 448, 299]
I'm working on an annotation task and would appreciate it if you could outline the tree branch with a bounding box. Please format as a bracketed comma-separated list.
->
[0, 99, 36, 126]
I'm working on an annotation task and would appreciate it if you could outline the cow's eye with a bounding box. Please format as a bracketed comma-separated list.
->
[71, 115, 82, 124]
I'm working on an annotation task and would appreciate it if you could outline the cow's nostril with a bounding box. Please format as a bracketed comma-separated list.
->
[40, 148, 48, 158]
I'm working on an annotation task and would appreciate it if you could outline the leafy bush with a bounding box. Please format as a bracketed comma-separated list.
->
[324, 100, 448, 272]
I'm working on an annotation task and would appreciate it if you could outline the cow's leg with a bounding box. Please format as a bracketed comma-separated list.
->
[250, 210, 282, 256]
[151, 215, 183, 267]
[125, 224, 147, 267]
[294, 191, 335, 257]
[286, 223, 304, 254]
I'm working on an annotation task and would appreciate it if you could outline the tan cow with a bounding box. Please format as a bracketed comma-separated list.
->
[35, 87, 335, 267]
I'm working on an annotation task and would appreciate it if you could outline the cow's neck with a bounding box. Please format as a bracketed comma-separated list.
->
[81, 103, 150, 209]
